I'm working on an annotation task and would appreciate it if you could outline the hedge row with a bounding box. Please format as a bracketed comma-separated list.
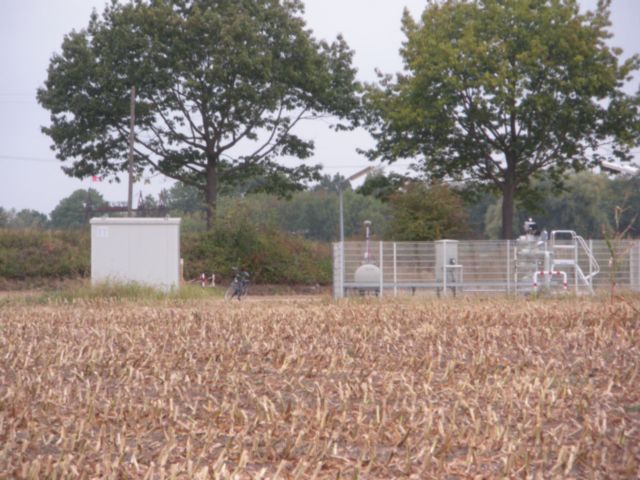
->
[0, 229, 90, 280]
[0, 224, 332, 285]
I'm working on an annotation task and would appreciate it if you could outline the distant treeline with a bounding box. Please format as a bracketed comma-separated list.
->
[2, 170, 639, 286]
[157, 170, 640, 240]
[8, 169, 638, 240]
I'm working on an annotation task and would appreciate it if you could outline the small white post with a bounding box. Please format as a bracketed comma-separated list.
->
[442, 241, 448, 295]
[341, 240, 345, 298]
[393, 242, 397, 297]
[633, 241, 636, 291]
[574, 236, 579, 294]
[514, 245, 519, 295]
[379, 241, 384, 297]
[506, 240, 511, 295]
[589, 239, 593, 291]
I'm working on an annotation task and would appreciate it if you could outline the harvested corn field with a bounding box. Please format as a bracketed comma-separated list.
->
[1, 297, 639, 478]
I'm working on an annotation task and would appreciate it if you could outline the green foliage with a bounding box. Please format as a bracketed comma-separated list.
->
[181, 215, 332, 285]
[0, 207, 8, 227]
[124, 183, 393, 241]
[607, 175, 640, 237]
[533, 173, 612, 237]
[312, 173, 349, 194]
[602, 205, 637, 299]
[0, 229, 90, 280]
[388, 183, 469, 241]
[278, 191, 339, 240]
[338, 190, 392, 240]
[0, 208, 49, 229]
[49, 189, 106, 229]
[363, 0, 640, 238]
[0, 223, 331, 286]
[11, 210, 48, 229]
[356, 169, 408, 202]
[481, 171, 636, 239]
[38, 0, 360, 228]
[161, 182, 205, 215]
[203, 190, 390, 242]
[459, 186, 498, 239]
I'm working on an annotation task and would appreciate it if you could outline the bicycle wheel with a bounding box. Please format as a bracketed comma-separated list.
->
[224, 285, 236, 300]
[238, 285, 248, 300]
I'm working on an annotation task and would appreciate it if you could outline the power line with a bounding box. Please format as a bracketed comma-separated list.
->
[0, 155, 415, 169]
[321, 162, 414, 170]
[0, 154, 58, 163]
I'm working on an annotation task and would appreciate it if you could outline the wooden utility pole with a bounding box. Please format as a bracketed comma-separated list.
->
[127, 85, 136, 216]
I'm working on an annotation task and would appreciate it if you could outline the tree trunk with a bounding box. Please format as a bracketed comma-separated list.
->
[501, 158, 517, 239]
[204, 161, 218, 230]
[501, 182, 516, 239]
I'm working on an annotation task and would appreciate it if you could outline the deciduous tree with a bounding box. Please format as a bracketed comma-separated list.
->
[388, 183, 469, 241]
[12, 209, 49, 229]
[363, 0, 639, 238]
[50, 189, 106, 229]
[38, 0, 359, 229]
[356, 169, 408, 202]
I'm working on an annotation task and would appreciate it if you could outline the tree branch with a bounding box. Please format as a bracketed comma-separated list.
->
[151, 98, 207, 151]
[244, 107, 308, 164]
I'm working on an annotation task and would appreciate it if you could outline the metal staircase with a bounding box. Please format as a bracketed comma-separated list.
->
[550, 230, 600, 293]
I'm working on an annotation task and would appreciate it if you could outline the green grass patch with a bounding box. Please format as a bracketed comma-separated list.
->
[16, 282, 224, 305]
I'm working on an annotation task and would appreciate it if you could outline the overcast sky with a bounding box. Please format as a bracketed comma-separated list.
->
[0, 0, 638, 214]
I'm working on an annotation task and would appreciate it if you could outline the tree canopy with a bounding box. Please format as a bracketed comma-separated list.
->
[356, 168, 408, 202]
[49, 189, 106, 229]
[363, 0, 640, 238]
[0, 208, 49, 229]
[387, 182, 469, 241]
[38, 0, 360, 229]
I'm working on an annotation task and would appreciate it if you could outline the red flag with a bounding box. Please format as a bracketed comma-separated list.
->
[92, 175, 100, 182]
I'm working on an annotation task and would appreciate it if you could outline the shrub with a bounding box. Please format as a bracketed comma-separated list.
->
[0, 229, 90, 280]
[181, 217, 331, 284]
[0, 222, 332, 286]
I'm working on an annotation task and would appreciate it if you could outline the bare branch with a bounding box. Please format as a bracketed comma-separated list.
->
[150, 99, 207, 151]
[243, 107, 309, 164]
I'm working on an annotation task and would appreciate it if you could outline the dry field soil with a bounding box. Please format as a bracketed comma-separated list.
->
[0, 296, 639, 478]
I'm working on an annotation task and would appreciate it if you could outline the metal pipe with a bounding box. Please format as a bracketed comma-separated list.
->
[533, 270, 568, 293]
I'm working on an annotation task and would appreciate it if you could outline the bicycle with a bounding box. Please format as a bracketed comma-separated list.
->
[224, 269, 250, 300]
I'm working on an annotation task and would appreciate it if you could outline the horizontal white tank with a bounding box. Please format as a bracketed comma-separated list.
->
[354, 263, 381, 285]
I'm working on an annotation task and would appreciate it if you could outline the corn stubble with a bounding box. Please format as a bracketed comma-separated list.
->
[0, 297, 638, 479]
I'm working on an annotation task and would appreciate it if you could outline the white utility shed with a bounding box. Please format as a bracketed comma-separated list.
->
[90, 217, 181, 290]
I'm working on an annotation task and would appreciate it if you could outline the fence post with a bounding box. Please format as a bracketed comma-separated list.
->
[630, 240, 640, 291]
[333, 242, 343, 299]
[379, 241, 384, 297]
[589, 239, 593, 291]
[514, 244, 518, 295]
[506, 240, 511, 295]
[574, 236, 579, 294]
[393, 242, 397, 297]
[442, 241, 447, 295]
[341, 241, 346, 298]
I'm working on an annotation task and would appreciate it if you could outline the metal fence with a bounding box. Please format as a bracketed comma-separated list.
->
[333, 239, 640, 298]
